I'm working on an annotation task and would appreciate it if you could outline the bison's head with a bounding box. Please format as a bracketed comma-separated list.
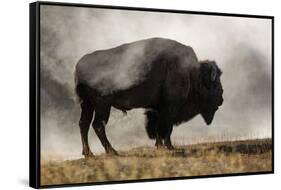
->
[198, 60, 223, 125]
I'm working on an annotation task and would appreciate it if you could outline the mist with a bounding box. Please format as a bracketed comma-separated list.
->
[40, 5, 272, 159]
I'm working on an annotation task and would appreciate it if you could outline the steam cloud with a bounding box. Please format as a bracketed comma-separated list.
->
[40, 5, 272, 159]
[76, 40, 155, 95]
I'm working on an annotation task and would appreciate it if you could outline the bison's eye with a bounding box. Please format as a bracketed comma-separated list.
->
[212, 77, 218, 83]
[212, 80, 220, 89]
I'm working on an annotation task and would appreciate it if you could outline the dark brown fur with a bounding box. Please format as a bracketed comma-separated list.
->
[74, 38, 223, 156]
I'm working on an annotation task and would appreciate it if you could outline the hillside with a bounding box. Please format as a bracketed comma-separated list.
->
[41, 138, 272, 186]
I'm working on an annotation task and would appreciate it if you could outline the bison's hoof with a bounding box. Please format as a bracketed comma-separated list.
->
[166, 145, 175, 150]
[107, 148, 119, 156]
[156, 144, 165, 149]
[83, 151, 94, 158]
[165, 144, 175, 150]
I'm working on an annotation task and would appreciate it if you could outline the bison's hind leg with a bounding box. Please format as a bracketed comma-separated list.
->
[79, 101, 95, 158]
[92, 104, 118, 155]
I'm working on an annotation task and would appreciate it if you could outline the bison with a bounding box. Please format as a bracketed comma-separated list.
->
[74, 37, 223, 157]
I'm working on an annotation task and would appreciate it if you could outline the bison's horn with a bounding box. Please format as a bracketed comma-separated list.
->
[211, 69, 216, 81]
[209, 62, 217, 81]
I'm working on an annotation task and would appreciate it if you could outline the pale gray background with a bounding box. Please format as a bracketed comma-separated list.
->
[40, 5, 272, 159]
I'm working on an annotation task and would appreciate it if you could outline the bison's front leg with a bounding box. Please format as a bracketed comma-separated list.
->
[155, 132, 164, 149]
[79, 101, 94, 158]
[92, 105, 118, 155]
[158, 108, 175, 150]
[164, 126, 175, 150]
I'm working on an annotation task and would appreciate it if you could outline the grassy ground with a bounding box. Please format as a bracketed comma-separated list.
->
[41, 139, 272, 186]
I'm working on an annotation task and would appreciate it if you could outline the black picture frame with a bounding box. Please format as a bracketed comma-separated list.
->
[30, 1, 274, 188]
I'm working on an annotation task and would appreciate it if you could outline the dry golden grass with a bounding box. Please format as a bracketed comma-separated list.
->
[41, 139, 272, 186]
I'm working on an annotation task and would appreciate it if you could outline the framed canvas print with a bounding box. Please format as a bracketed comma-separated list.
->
[29, 1, 274, 188]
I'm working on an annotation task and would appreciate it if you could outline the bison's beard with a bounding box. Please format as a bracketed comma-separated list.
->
[200, 107, 217, 125]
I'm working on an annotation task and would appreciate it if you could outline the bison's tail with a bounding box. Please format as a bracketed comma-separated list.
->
[145, 110, 158, 139]
[73, 66, 82, 103]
